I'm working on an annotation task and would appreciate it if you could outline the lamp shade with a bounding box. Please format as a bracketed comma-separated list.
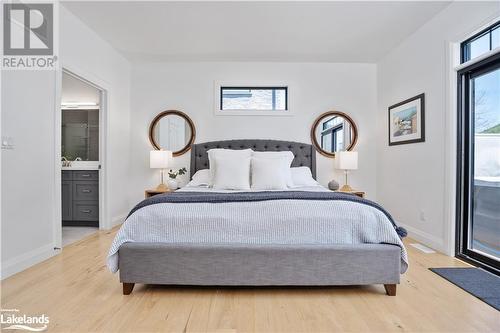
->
[335, 151, 358, 170]
[150, 150, 172, 169]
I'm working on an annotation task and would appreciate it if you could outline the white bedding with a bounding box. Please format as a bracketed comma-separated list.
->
[107, 185, 408, 274]
[179, 184, 329, 193]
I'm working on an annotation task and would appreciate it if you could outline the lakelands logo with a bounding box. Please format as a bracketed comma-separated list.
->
[1, 309, 49, 331]
[2, 2, 57, 69]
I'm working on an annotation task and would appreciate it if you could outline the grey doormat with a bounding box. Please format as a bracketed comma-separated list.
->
[429, 267, 499, 311]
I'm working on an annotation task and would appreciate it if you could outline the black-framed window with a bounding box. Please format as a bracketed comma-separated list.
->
[456, 49, 500, 274]
[220, 86, 288, 111]
[461, 21, 500, 63]
[320, 116, 344, 152]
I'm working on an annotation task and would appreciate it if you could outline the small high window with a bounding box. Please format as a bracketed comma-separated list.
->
[219, 86, 288, 112]
[461, 21, 500, 63]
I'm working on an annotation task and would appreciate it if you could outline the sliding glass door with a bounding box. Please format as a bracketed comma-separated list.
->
[457, 52, 500, 273]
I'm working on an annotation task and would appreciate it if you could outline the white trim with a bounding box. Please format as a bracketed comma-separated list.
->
[455, 47, 500, 71]
[213, 81, 294, 116]
[462, 15, 500, 40]
[443, 15, 500, 256]
[1, 244, 59, 280]
[442, 14, 500, 256]
[53, 61, 63, 250]
[397, 221, 445, 254]
[409, 243, 436, 254]
[454, 14, 500, 71]
[111, 213, 127, 228]
[61, 105, 100, 110]
[443, 41, 459, 257]
[98, 88, 110, 230]
[54, 64, 112, 254]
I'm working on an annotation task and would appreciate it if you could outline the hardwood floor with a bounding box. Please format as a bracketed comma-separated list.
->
[1, 228, 499, 332]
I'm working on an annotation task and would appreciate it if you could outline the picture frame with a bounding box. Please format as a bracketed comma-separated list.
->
[388, 93, 425, 146]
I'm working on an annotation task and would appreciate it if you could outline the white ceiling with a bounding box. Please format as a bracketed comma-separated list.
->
[62, 1, 451, 63]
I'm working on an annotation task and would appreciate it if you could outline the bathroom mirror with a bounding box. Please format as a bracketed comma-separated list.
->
[149, 110, 196, 156]
[311, 111, 358, 157]
[62, 109, 99, 161]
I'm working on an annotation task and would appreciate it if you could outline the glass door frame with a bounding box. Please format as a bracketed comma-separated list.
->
[456, 51, 500, 274]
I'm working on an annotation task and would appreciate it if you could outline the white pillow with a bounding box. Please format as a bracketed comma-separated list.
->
[252, 151, 294, 186]
[208, 149, 253, 186]
[212, 157, 251, 190]
[251, 157, 290, 190]
[187, 169, 210, 187]
[290, 167, 318, 187]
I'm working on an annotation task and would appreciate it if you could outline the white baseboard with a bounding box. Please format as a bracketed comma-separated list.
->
[1, 244, 59, 280]
[110, 213, 127, 228]
[397, 221, 446, 254]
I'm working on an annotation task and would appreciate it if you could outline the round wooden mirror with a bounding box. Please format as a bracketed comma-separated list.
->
[149, 110, 196, 156]
[311, 111, 358, 157]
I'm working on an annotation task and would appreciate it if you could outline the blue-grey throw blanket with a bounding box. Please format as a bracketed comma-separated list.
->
[109, 190, 409, 273]
[128, 191, 407, 238]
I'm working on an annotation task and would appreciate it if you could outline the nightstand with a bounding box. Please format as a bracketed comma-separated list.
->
[145, 188, 174, 199]
[335, 190, 365, 198]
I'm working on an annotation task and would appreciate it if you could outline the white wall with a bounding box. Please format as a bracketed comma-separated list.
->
[129, 62, 377, 205]
[1, 5, 132, 279]
[60, 5, 132, 223]
[376, 2, 500, 253]
[1, 70, 58, 278]
[61, 72, 100, 105]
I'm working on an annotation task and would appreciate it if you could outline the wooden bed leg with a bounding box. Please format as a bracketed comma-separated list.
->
[384, 284, 397, 296]
[123, 283, 135, 295]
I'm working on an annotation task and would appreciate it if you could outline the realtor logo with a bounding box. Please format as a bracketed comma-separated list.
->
[2, 2, 56, 69]
[1, 308, 49, 331]
[3, 3, 53, 55]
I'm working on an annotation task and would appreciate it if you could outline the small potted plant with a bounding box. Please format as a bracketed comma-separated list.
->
[167, 167, 187, 190]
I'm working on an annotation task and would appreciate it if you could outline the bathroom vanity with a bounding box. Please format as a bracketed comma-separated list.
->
[61, 107, 100, 227]
[62, 169, 99, 227]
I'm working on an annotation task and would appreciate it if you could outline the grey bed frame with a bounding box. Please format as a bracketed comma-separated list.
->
[119, 140, 401, 296]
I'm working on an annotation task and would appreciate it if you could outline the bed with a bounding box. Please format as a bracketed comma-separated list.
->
[109, 139, 407, 296]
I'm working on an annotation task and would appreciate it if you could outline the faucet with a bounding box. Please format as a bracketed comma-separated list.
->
[61, 156, 71, 167]
[74, 157, 82, 161]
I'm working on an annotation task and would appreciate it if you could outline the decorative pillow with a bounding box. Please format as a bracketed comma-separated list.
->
[187, 169, 210, 187]
[251, 151, 294, 186]
[207, 149, 253, 186]
[212, 157, 251, 190]
[290, 166, 318, 187]
[251, 157, 290, 190]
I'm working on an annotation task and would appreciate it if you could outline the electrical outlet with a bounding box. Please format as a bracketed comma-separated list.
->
[419, 210, 426, 222]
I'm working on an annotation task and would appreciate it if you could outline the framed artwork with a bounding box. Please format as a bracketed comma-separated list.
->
[388, 93, 425, 146]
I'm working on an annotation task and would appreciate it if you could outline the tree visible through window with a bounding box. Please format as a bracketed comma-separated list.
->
[457, 29, 500, 271]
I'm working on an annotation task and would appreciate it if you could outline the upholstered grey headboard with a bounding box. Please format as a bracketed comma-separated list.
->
[190, 139, 316, 179]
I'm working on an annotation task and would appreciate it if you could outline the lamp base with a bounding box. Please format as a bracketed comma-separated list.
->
[339, 184, 354, 192]
[155, 183, 170, 191]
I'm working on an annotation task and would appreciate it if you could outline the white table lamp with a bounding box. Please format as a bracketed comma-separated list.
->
[335, 151, 358, 192]
[150, 150, 172, 191]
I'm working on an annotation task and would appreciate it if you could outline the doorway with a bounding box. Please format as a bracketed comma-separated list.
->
[457, 49, 500, 273]
[58, 70, 106, 247]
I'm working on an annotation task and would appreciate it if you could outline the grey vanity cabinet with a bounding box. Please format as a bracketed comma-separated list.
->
[73, 182, 99, 201]
[62, 170, 99, 226]
[61, 181, 72, 221]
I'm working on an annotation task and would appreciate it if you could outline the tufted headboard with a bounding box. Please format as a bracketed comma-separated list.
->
[190, 139, 316, 179]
